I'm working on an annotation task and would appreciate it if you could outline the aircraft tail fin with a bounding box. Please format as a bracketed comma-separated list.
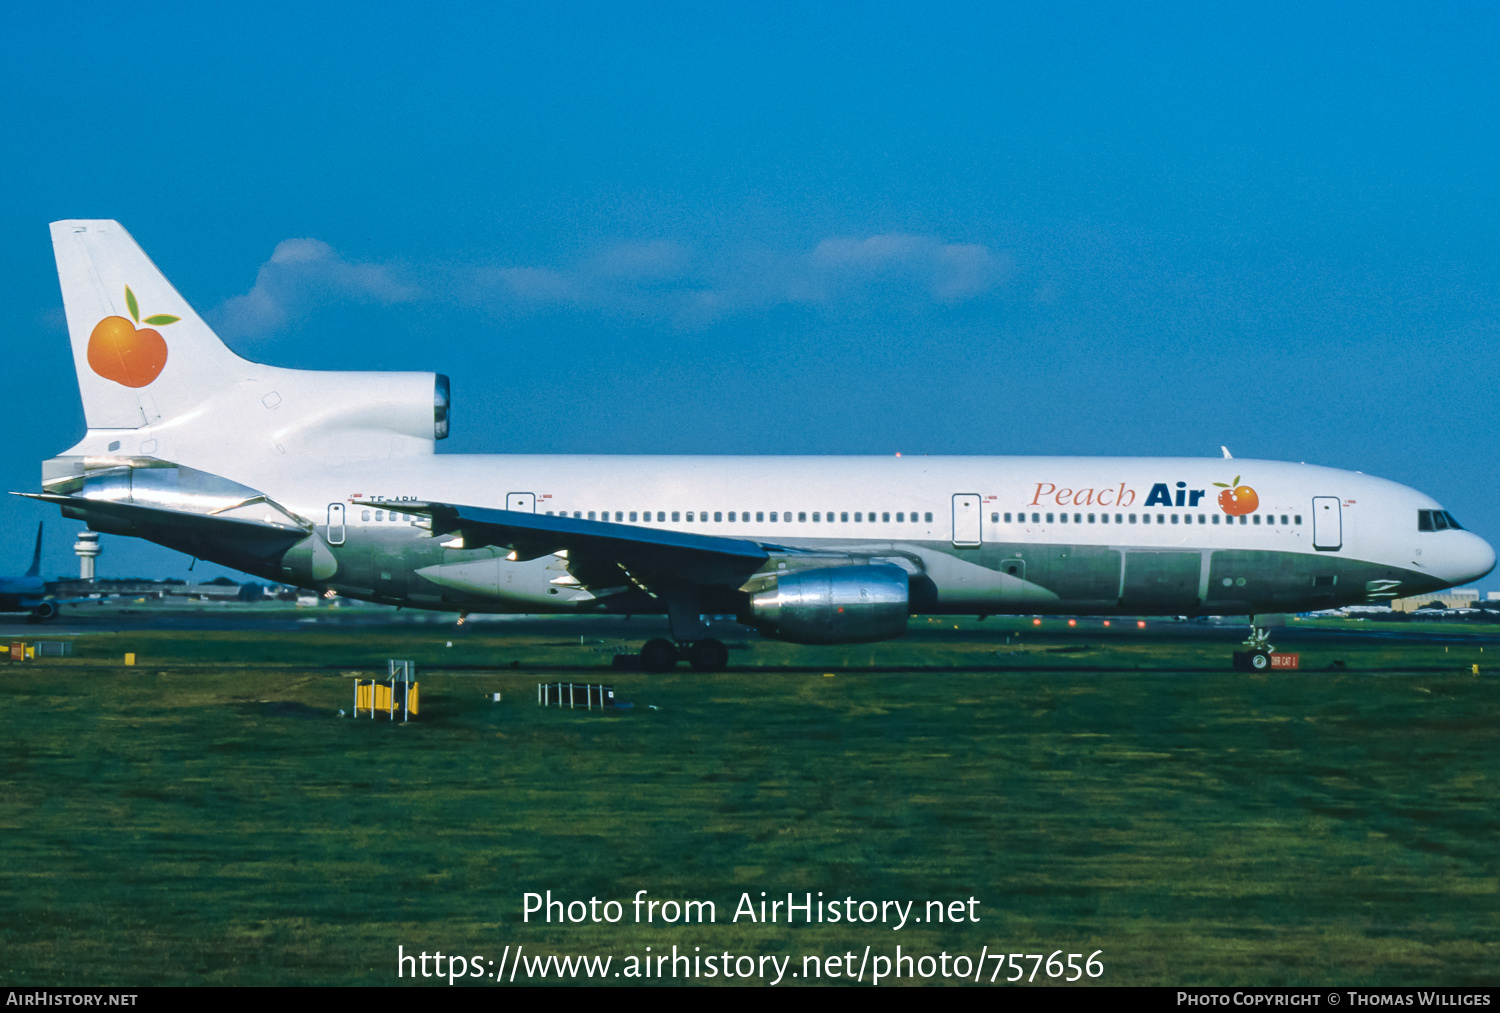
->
[50, 220, 254, 431]
[26, 522, 42, 578]
[48, 220, 445, 469]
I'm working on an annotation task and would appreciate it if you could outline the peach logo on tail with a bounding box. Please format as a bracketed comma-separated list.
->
[1214, 475, 1259, 515]
[87, 286, 179, 388]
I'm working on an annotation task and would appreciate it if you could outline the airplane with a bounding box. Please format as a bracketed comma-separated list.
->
[19, 220, 1496, 671]
[0, 522, 59, 620]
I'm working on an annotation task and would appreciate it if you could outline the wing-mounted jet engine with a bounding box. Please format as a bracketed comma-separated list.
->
[739, 562, 911, 645]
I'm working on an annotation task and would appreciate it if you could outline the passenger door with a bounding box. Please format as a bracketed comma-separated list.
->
[326, 503, 346, 546]
[1312, 497, 1342, 551]
[952, 493, 982, 548]
[506, 492, 536, 513]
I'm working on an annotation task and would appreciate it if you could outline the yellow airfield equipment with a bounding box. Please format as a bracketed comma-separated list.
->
[5, 642, 73, 661]
[354, 660, 418, 721]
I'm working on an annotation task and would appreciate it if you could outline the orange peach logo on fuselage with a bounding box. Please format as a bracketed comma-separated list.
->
[1214, 475, 1259, 515]
[87, 285, 178, 388]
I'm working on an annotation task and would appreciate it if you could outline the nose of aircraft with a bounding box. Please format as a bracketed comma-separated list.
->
[1437, 531, 1498, 587]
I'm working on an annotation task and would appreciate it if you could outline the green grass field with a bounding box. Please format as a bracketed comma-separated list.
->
[1, 619, 1496, 985]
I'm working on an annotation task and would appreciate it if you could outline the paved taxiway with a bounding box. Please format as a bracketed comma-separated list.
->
[5, 603, 1498, 648]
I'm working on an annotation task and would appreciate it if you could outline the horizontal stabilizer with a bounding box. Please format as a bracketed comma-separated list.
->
[16, 492, 307, 571]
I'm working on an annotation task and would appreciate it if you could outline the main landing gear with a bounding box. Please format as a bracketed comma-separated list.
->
[616, 637, 730, 673]
[615, 593, 732, 673]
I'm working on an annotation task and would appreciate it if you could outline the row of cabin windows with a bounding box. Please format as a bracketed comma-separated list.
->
[361, 506, 1307, 529]
[544, 510, 936, 524]
[992, 511, 1303, 527]
[362, 509, 418, 522]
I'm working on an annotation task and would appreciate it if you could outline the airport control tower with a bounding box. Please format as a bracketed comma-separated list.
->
[74, 530, 100, 581]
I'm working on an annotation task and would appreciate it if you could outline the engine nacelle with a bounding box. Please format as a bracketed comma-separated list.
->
[745, 563, 910, 645]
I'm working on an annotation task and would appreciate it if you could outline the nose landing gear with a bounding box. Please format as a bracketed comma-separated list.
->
[1233, 622, 1275, 672]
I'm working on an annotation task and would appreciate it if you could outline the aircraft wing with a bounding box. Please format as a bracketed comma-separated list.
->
[413, 502, 770, 590]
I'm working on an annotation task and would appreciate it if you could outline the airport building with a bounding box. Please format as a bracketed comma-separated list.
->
[1390, 590, 1481, 612]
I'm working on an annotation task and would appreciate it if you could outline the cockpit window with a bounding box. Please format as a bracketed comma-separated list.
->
[1420, 509, 1466, 531]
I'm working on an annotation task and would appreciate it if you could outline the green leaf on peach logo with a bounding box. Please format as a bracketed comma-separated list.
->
[119, 287, 180, 326]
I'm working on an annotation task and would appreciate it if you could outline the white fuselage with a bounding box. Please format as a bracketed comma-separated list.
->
[226, 453, 1493, 616]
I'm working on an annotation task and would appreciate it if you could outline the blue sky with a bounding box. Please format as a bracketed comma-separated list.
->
[2, 2, 1498, 584]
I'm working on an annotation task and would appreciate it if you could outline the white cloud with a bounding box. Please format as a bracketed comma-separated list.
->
[472, 233, 1010, 323]
[810, 234, 927, 269]
[803, 235, 1010, 303]
[585, 240, 692, 282]
[213, 238, 419, 339]
[213, 232, 1010, 338]
[488, 266, 576, 302]
[475, 240, 696, 308]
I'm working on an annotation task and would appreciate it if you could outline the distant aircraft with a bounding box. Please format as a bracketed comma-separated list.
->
[0, 523, 56, 620]
[19, 221, 1497, 670]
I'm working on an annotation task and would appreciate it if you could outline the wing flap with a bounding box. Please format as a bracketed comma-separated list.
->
[415, 502, 769, 590]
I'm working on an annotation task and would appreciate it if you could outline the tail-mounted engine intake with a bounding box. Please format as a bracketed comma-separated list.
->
[433, 373, 450, 440]
[743, 563, 910, 645]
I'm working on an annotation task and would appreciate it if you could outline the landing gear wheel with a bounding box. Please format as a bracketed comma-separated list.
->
[641, 638, 680, 673]
[1249, 650, 1271, 671]
[687, 638, 729, 673]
